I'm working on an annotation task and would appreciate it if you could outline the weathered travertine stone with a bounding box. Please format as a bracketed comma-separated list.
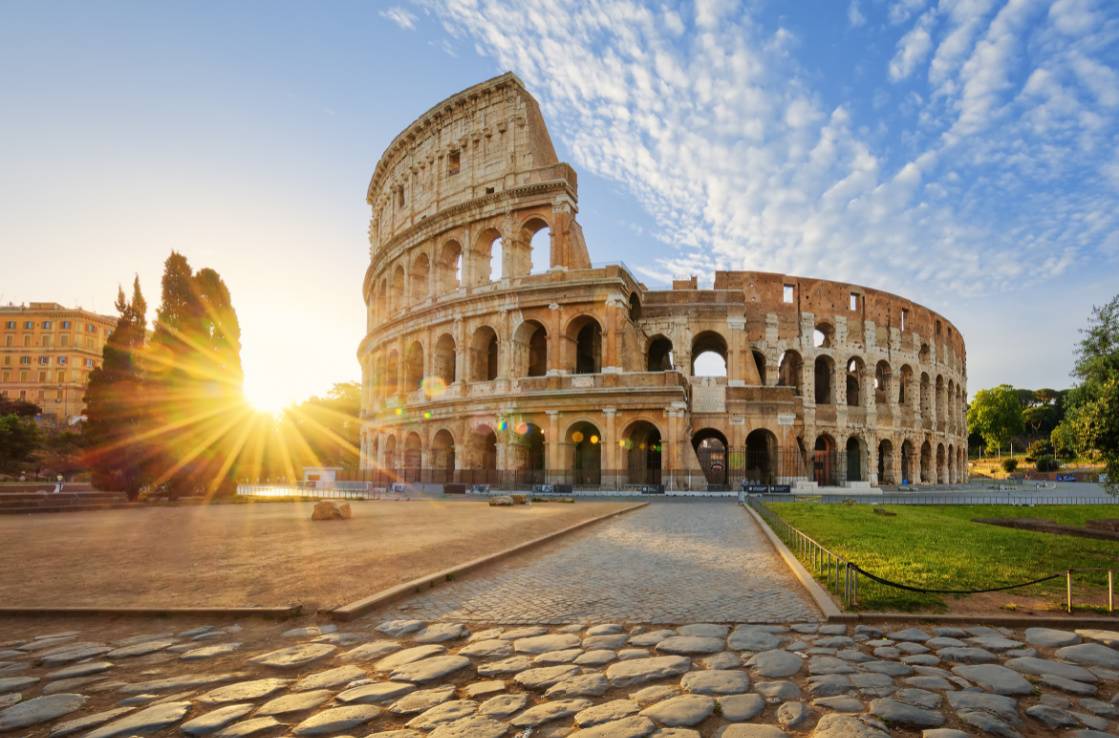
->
[405, 699, 477, 728]
[83, 701, 191, 738]
[1056, 643, 1119, 669]
[0, 693, 86, 731]
[428, 716, 509, 738]
[888, 629, 932, 642]
[250, 643, 336, 669]
[1076, 629, 1119, 647]
[0, 675, 38, 693]
[656, 636, 726, 655]
[412, 623, 468, 644]
[951, 664, 1032, 695]
[869, 698, 944, 728]
[629, 630, 676, 647]
[534, 647, 583, 664]
[514, 663, 581, 689]
[583, 634, 629, 650]
[180, 702, 255, 738]
[477, 692, 527, 717]
[607, 656, 692, 687]
[514, 633, 581, 654]
[680, 669, 749, 695]
[293, 664, 366, 690]
[937, 647, 997, 664]
[1025, 628, 1080, 648]
[1006, 656, 1099, 682]
[718, 692, 766, 720]
[106, 639, 176, 658]
[213, 716, 283, 737]
[200, 678, 290, 704]
[461, 679, 504, 698]
[376, 644, 446, 671]
[120, 671, 246, 694]
[377, 620, 426, 637]
[39, 644, 112, 665]
[631, 684, 678, 706]
[341, 640, 402, 662]
[570, 715, 656, 738]
[545, 672, 610, 698]
[756, 680, 802, 702]
[257, 689, 334, 715]
[945, 691, 1021, 722]
[510, 698, 592, 727]
[812, 695, 863, 712]
[1025, 703, 1080, 728]
[811, 714, 891, 738]
[575, 698, 640, 726]
[182, 643, 242, 660]
[678, 624, 729, 638]
[48, 707, 133, 737]
[459, 639, 513, 658]
[476, 656, 532, 676]
[641, 694, 715, 726]
[576, 649, 617, 666]
[748, 650, 803, 678]
[338, 681, 416, 704]
[389, 685, 457, 715]
[717, 724, 790, 737]
[292, 704, 380, 735]
[391, 654, 471, 683]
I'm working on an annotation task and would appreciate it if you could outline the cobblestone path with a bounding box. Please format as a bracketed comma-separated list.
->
[386, 501, 821, 624]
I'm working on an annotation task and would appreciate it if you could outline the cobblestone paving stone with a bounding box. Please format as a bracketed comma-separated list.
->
[2, 617, 1119, 737]
[386, 501, 821, 624]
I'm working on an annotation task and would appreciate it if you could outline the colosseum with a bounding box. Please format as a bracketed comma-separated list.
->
[358, 73, 968, 492]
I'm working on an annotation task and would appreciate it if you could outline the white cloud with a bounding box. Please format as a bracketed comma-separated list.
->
[848, 1, 866, 28]
[425, 0, 1119, 302]
[889, 10, 936, 81]
[890, 0, 929, 25]
[380, 6, 418, 30]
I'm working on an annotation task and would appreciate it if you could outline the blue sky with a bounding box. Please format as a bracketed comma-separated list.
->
[1, 1, 1117, 408]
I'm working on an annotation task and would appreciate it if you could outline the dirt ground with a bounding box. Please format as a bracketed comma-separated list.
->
[0, 499, 631, 609]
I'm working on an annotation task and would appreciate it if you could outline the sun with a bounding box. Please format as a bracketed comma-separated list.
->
[244, 381, 294, 416]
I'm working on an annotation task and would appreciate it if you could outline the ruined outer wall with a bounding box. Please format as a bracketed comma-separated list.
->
[357, 74, 968, 489]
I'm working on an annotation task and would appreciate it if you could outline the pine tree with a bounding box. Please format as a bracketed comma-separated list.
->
[83, 278, 148, 498]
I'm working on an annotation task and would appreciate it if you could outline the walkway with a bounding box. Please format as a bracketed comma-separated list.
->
[386, 500, 821, 623]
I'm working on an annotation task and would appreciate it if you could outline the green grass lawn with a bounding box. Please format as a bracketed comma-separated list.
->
[766, 502, 1119, 612]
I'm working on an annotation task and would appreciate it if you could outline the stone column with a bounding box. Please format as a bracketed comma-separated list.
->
[545, 410, 561, 483]
[603, 297, 625, 373]
[867, 436, 879, 485]
[728, 316, 746, 386]
[602, 407, 618, 487]
[666, 405, 685, 490]
[547, 303, 563, 374]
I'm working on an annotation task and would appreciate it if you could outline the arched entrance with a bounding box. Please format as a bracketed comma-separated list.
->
[623, 421, 662, 486]
[878, 439, 895, 485]
[647, 335, 674, 371]
[900, 439, 914, 484]
[846, 436, 865, 482]
[692, 428, 729, 489]
[566, 421, 601, 486]
[745, 428, 778, 484]
[566, 317, 602, 374]
[813, 434, 836, 486]
[468, 425, 498, 484]
[431, 429, 455, 483]
[511, 422, 546, 486]
[920, 441, 932, 483]
[404, 432, 422, 482]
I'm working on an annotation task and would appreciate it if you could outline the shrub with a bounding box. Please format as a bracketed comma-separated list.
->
[1026, 439, 1054, 462]
[1035, 455, 1060, 472]
[1001, 458, 1019, 474]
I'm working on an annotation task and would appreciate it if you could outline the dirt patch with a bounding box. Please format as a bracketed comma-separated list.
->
[974, 516, 1119, 541]
[0, 499, 630, 609]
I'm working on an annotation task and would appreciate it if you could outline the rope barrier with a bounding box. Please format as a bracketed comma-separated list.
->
[847, 563, 1065, 595]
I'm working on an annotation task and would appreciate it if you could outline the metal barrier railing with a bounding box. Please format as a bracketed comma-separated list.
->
[748, 497, 1117, 612]
[756, 493, 1119, 506]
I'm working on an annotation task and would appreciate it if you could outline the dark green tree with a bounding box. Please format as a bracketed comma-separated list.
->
[966, 384, 1024, 454]
[83, 278, 149, 498]
[0, 414, 41, 475]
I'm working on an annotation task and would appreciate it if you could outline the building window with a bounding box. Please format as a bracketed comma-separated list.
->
[86, 323, 95, 333]
[38, 371, 46, 383]
[60, 335, 68, 346]
[849, 293, 859, 311]
[3, 336, 9, 347]
[57, 356, 67, 365]
[61, 320, 71, 329]
[23, 321, 33, 330]
[783, 284, 794, 303]
[84, 358, 95, 368]
[41, 335, 51, 347]
[900, 309, 908, 332]
[42, 320, 52, 329]
[38, 356, 49, 365]
[56, 370, 64, 382]
[4, 321, 14, 329]
[448, 150, 461, 176]
[1, 370, 8, 382]
[23, 335, 30, 347]
[19, 356, 30, 365]
[396, 186, 405, 209]
[18, 390, 26, 401]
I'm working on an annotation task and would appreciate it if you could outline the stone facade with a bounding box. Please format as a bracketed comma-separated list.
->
[0, 302, 114, 424]
[357, 73, 967, 489]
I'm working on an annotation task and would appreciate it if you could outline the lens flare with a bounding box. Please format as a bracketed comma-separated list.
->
[421, 376, 447, 399]
[571, 431, 584, 443]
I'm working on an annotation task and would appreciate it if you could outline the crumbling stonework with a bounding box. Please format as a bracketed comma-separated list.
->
[358, 74, 967, 489]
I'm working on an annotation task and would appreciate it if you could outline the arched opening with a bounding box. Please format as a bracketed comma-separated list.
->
[947, 379, 956, 430]
[404, 341, 424, 392]
[384, 435, 397, 472]
[404, 432, 422, 479]
[647, 336, 674, 371]
[900, 439, 914, 484]
[813, 434, 837, 486]
[814, 355, 835, 404]
[469, 326, 499, 382]
[920, 440, 932, 483]
[936, 443, 946, 484]
[511, 422, 546, 485]
[385, 349, 400, 398]
[566, 421, 601, 486]
[692, 428, 729, 488]
[920, 373, 931, 417]
[691, 331, 728, 377]
[433, 333, 456, 387]
[431, 429, 455, 483]
[522, 217, 551, 275]
[875, 361, 891, 405]
[899, 364, 913, 406]
[375, 278, 387, 319]
[438, 240, 463, 292]
[566, 316, 602, 374]
[878, 439, 895, 485]
[779, 350, 803, 395]
[846, 436, 865, 482]
[752, 350, 767, 385]
[514, 320, 548, 377]
[813, 322, 834, 348]
[391, 264, 405, 312]
[628, 293, 642, 322]
[745, 428, 779, 484]
[947, 443, 955, 484]
[846, 357, 864, 407]
[410, 253, 430, 303]
[623, 420, 662, 485]
[919, 343, 930, 363]
[473, 228, 503, 285]
[468, 425, 498, 482]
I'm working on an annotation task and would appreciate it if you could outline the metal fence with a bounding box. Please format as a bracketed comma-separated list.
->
[755, 493, 1119, 506]
[236, 484, 374, 500]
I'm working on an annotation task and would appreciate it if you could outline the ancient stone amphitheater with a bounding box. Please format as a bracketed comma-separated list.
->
[358, 74, 967, 491]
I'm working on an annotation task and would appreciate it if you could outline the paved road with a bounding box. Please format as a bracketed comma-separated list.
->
[386, 500, 821, 624]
